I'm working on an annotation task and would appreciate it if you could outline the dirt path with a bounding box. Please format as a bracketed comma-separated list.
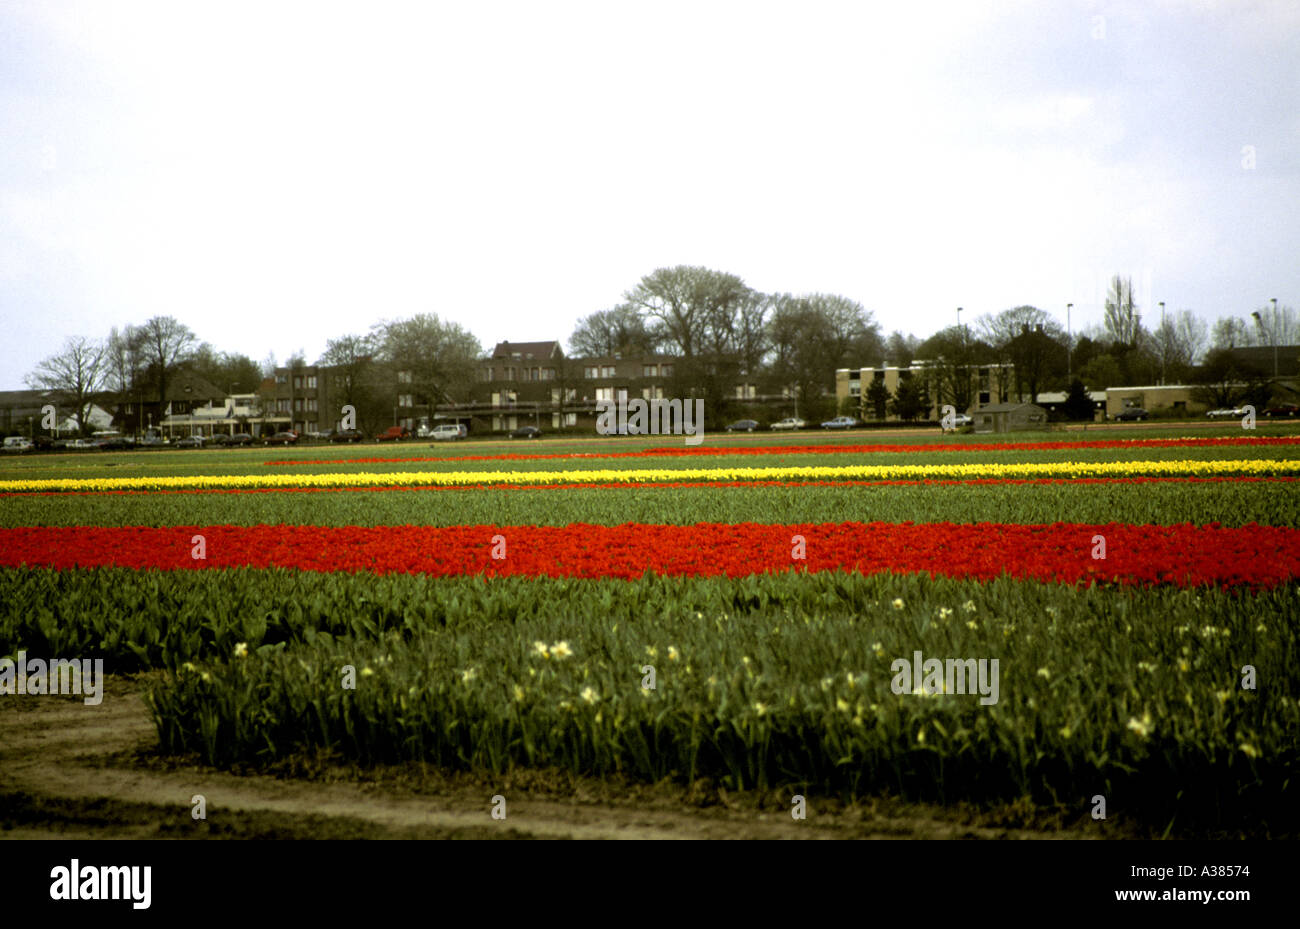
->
[1, 676, 1106, 840]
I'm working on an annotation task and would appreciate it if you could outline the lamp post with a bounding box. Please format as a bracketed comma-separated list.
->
[1066, 303, 1073, 382]
[1159, 301, 1166, 385]
[1253, 301, 1284, 381]
[1271, 297, 1279, 379]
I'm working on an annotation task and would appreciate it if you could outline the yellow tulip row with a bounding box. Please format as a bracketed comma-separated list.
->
[1, 458, 1297, 494]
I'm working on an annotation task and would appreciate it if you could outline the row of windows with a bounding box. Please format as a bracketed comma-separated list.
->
[276, 398, 319, 412]
[479, 365, 676, 382]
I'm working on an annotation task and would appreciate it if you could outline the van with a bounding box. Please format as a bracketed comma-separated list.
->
[431, 424, 465, 441]
[3, 436, 33, 452]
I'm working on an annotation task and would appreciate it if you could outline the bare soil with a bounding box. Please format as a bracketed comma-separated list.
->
[0, 675, 1116, 840]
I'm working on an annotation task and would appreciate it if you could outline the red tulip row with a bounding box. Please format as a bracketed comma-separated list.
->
[3, 521, 1296, 588]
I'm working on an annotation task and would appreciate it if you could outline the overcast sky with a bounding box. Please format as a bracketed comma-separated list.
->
[2, 0, 1297, 388]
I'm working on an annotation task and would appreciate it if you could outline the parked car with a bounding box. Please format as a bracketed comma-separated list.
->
[228, 433, 255, 447]
[725, 419, 759, 432]
[770, 417, 806, 431]
[139, 435, 167, 448]
[32, 435, 54, 450]
[1206, 407, 1242, 419]
[1264, 404, 1299, 418]
[510, 426, 542, 439]
[376, 426, 411, 442]
[951, 412, 974, 427]
[1113, 408, 1149, 422]
[2, 436, 33, 452]
[68, 438, 99, 450]
[94, 435, 134, 450]
[262, 431, 299, 446]
[330, 429, 365, 444]
[174, 435, 207, 448]
[430, 424, 466, 441]
[821, 416, 860, 429]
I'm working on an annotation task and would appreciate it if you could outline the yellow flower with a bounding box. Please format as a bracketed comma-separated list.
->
[1126, 713, 1153, 738]
[916, 727, 926, 743]
[233, 642, 248, 659]
[1216, 690, 1232, 704]
[360, 666, 374, 677]
[892, 598, 904, 610]
[200, 671, 212, 683]
[1036, 667, 1051, 679]
[580, 686, 598, 704]
[532, 641, 549, 659]
[551, 641, 573, 660]
[752, 701, 768, 716]
[181, 662, 197, 674]
[1239, 743, 1259, 759]
[1137, 661, 1158, 673]
[872, 642, 884, 656]
[962, 600, 977, 612]
[937, 607, 953, 620]
[512, 684, 525, 702]
[645, 645, 657, 659]
[1177, 659, 1190, 672]
[667, 646, 680, 662]
[836, 697, 850, 712]
[461, 668, 476, 684]
[1059, 726, 1072, 739]
[966, 620, 978, 630]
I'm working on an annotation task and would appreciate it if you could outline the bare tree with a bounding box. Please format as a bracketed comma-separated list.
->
[25, 336, 108, 436]
[1102, 275, 1142, 347]
[1152, 310, 1208, 380]
[137, 315, 198, 406]
[568, 305, 660, 358]
[372, 313, 482, 410]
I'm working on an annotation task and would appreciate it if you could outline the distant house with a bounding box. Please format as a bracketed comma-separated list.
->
[972, 402, 1048, 434]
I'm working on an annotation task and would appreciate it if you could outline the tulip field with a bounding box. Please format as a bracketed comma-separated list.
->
[2, 424, 1298, 837]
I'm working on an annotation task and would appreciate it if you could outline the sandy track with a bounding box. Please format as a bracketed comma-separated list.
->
[0, 676, 1101, 840]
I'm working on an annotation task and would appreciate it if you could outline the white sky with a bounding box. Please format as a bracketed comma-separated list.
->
[2, 0, 1298, 387]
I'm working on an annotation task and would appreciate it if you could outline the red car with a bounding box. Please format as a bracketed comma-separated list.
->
[376, 426, 412, 441]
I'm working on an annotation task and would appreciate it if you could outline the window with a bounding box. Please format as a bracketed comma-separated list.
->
[293, 376, 303, 390]
[601, 365, 616, 378]
[642, 386, 664, 400]
[596, 387, 614, 402]
[480, 368, 494, 382]
[397, 371, 413, 384]
[661, 364, 673, 378]
[850, 383, 861, 396]
[278, 399, 290, 413]
[398, 394, 414, 408]
[542, 367, 555, 380]
[306, 375, 317, 389]
[584, 366, 599, 379]
[306, 398, 318, 412]
[504, 367, 516, 381]
[643, 364, 658, 378]
[294, 398, 304, 412]
[275, 374, 287, 384]
[530, 368, 540, 381]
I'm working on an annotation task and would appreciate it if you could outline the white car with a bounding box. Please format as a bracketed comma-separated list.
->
[2, 436, 33, 452]
[430, 424, 466, 441]
[770, 417, 806, 430]
[820, 416, 859, 429]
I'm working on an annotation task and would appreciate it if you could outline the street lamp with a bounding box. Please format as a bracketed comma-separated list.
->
[1253, 300, 1279, 379]
[1066, 303, 1073, 381]
[1158, 301, 1166, 385]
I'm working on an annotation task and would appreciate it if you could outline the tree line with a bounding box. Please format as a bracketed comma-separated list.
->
[22, 267, 1293, 434]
